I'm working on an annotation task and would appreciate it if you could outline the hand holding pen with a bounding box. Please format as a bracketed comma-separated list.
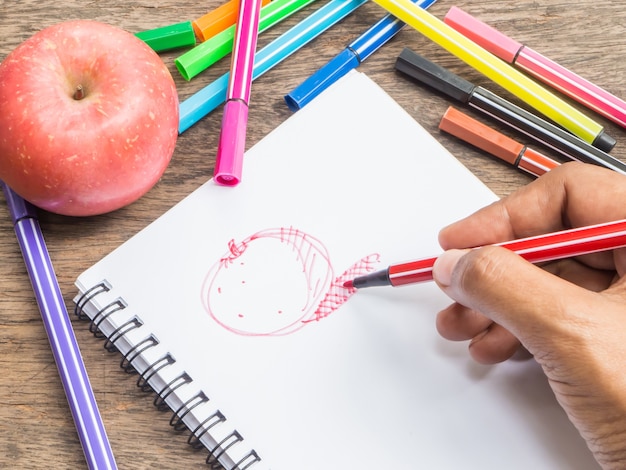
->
[431, 163, 626, 468]
[345, 217, 626, 289]
[347, 163, 626, 467]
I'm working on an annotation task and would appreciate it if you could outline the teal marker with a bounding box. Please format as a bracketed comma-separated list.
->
[178, 0, 368, 133]
[175, 0, 318, 81]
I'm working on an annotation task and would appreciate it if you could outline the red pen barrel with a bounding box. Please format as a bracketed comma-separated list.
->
[389, 256, 438, 286]
[498, 219, 626, 263]
[386, 219, 626, 288]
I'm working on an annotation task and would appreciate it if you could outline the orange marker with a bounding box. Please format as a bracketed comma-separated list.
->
[439, 107, 560, 177]
[193, 0, 270, 42]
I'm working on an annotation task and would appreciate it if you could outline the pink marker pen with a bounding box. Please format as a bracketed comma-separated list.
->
[444, 6, 626, 129]
[214, 0, 263, 186]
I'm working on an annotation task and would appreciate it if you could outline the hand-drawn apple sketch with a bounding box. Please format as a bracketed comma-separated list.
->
[201, 227, 379, 336]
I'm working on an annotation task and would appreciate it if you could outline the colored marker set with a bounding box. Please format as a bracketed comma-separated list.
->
[9, 5, 625, 465]
[144, 0, 443, 186]
[137, 0, 329, 186]
[394, 47, 626, 175]
[374, 4, 626, 178]
[444, 7, 626, 130]
[137, 1, 626, 185]
[334, 4, 626, 291]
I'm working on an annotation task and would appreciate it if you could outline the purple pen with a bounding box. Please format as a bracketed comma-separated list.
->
[214, 0, 264, 186]
[1, 182, 117, 470]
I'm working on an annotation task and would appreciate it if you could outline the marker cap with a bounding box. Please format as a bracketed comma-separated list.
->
[395, 48, 475, 103]
[285, 48, 360, 111]
[0, 181, 37, 223]
[443, 7, 521, 63]
[179, 75, 230, 134]
[214, 100, 249, 186]
[135, 21, 196, 52]
[439, 107, 561, 176]
[593, 132, 617, 153]
[192, 0, 239, 42]
[193, 0, 271, 42]
[439, 106, 522, 165]
[176, 28, 235, 81]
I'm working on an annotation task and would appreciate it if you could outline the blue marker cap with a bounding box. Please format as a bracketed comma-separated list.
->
[179, 75, 229, 133]
[350, 0, 437, 59]
[284, 48, 360, 111]
[284, 0, 438, 112]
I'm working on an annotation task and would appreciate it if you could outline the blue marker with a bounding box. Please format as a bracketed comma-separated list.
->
[179, 0, 368, 134]
[284, 0, 437, 111]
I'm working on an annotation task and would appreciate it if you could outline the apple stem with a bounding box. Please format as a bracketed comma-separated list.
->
[73, 85, 85, 100]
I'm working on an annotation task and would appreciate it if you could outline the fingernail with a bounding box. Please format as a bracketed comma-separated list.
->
[432, 249, 468, 287]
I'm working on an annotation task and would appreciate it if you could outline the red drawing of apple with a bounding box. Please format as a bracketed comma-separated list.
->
[0, 20, 179, 216]
[202, 229, 334, 336]
[201, 227, 380, 336]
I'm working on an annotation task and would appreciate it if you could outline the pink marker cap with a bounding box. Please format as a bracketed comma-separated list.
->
[444, 6, 522, 64]
[214, 100, 249, 186]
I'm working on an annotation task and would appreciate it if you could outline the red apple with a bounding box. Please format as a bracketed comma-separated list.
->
[0, 20, 179, 216]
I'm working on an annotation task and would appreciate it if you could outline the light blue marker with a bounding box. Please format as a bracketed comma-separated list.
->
[284, 0, 438, 111]
[179, 0, 368, 134]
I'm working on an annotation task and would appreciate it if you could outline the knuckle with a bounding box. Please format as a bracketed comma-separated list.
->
[455, 246, 508, 294]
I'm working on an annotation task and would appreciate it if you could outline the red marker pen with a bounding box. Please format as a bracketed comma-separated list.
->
[344, 219, 626, 289]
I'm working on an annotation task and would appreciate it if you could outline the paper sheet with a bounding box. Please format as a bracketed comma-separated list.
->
[76, 70, 597, 469]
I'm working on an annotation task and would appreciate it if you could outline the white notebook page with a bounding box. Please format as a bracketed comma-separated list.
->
[75, 70, 597, 469]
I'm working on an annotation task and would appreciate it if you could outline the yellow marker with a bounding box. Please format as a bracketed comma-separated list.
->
[372, 0, 615, 151]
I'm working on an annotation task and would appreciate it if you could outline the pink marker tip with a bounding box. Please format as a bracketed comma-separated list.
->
[343, 280, 354, 289]
[214, 100, 249, 186]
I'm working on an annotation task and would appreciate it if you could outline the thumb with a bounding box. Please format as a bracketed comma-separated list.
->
[432, 246, 586, 352]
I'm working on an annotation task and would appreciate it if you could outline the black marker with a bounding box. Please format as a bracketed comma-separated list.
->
[395, 48, 626, 175]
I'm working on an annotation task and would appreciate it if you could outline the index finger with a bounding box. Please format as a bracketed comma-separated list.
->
[438, 162, 626, 249]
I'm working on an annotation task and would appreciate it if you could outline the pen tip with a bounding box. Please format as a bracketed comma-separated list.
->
[343, 280, 354, 289]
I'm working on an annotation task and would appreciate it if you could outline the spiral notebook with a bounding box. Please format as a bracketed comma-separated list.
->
[74, 71, 597, 469]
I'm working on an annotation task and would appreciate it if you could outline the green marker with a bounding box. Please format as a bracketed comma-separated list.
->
[175, 0, 317, 80]
[136, 21, 196, 52]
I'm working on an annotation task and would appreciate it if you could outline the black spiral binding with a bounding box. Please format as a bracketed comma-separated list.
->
[154, 372, 192, 411]
[231, 451, 261, 470]
[170, 391, 210, 431]
[188, 410, 226, 449]
[74, 281, 262, 470]
[120, 334, 159, 373]
[75, 281, 111, 321]
[206, 431, 243, 468]
[90, 298, 127, 338]
[103, 317, 143, 353]
[137, 353, 175, 393]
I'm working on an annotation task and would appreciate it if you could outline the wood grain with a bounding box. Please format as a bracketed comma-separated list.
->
[1, 1, 624, 467]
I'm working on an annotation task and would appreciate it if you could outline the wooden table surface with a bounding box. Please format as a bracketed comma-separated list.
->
[1, 1, 625, 468]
